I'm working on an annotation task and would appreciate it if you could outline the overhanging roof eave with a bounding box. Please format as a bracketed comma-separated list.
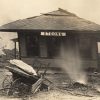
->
[0, 29, 100, 33]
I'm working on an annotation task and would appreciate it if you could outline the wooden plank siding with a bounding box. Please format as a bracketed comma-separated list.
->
[17, 32, 97, 74]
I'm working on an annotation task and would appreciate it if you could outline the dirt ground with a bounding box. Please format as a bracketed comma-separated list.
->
[28, 90, 100, 100]
[0, 68, 100, 100]
[0, 90, 100, 100]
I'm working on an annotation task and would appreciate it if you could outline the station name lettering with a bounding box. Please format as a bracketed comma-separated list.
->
[41, 32, 66, 36]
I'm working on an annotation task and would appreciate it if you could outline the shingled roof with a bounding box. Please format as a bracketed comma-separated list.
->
[0, 8, 100, 32]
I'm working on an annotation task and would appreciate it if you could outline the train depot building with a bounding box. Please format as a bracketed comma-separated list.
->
[0, 8, 100, 72]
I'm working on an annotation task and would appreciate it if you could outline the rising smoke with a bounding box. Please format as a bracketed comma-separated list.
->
[57, 43, 87, 84]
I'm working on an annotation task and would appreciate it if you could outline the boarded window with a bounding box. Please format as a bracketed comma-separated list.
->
[46, 37, 62, 58]
[26, 34, 39, 57]
[39, 37, 47, 57]
[25, 34, 66, 58]
[79, 38, 92, 59]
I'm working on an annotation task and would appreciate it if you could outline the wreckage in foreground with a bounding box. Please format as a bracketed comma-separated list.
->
[2, 59, 51, 96]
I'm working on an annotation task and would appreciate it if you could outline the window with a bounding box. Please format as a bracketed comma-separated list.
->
[97, 42, 100, 58]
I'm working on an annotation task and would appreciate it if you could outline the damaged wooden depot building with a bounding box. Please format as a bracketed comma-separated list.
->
[0, 8, 100, 72]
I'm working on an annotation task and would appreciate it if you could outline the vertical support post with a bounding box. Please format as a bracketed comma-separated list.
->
[14, 41, 16, 59]
[17, 33, 21, 60]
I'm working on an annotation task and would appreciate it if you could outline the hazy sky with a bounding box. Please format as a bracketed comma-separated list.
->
[0, 0, 100, 49]
[0, 0, 100, 25]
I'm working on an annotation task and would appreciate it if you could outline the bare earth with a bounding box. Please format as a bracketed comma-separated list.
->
[0, 90, 100, 100]
[0, 68, 100, 100]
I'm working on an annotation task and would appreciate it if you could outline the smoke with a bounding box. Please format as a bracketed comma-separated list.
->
[57, 43, 87, 84]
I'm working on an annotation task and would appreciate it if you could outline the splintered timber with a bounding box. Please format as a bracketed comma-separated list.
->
[41, 32, 66, 36]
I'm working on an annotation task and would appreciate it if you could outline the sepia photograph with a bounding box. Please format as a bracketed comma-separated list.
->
[0, 0, 100, 100]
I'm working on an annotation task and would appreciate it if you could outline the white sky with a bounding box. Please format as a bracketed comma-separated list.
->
[0, 0, 100, 25]
[0, 0, 100, 49]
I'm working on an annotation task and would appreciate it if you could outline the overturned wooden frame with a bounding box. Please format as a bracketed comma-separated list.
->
[2, 60, 52, 96]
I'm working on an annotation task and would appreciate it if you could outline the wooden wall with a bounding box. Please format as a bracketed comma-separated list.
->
[18, 31, 99, 71]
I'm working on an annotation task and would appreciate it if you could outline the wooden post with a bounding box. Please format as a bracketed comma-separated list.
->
[14, 42, 16, 59]
[18, 33, 21, 60]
